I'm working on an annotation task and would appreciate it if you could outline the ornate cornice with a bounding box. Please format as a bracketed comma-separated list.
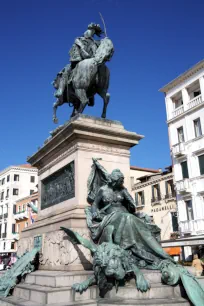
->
[132, 173, 174, 191]
[39, 141, 129, 175]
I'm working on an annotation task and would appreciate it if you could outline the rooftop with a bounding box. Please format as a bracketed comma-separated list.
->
[159, 59, 204, 93]
[130, 166, 160, 173]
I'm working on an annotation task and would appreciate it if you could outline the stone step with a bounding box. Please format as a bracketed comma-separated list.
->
[13, 281, 181, 305]
[25, 270, 94, 288]
[13, 283, 98, 305]
[98, 297, 190, 306]
[0, 296, 97, 306]
[25, 270, 162, 288]
[104, 283, 175, 300]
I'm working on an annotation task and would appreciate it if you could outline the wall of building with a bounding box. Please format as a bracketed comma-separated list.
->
[0, 165, 38, 255]
[162, 62, 204, 248]
[131, 172, 177, 241]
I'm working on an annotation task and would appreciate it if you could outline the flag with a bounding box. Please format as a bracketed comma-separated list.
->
[29, 208, 35, 224]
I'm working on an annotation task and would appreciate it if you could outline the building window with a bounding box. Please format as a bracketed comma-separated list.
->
[135, 191, 145, 206]
[18, 205, 21, 212]
[171, 212, 178, 232]
[13, 204, 16, 214]
[30, 190, 34, 195]
[1, 191, 4, 201]
[173, 96, 183, 109]
[165, 180, 175, 198]
[198, 154, 204, 175]
[6, 189, 9, 198]
[11, 242, 15, 249]
[3, 242, 6, 250]
[177, 126, 185, 143]
[194, 118, 202, 138]
[151, 184, 161, 203]
[181, 161, 189, 179]
[7, 175, 10, 182]
[12, 224, 15, 233]
[13, 188, 19, 196]
[30, 176, 35, 183]
[1, 178, 5, 185]
[14, 174, 19, 182]
[22, 204, 25, 212]
[185, 200, 194, 221]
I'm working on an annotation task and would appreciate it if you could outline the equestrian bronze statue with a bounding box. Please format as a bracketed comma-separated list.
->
[52, 23, 114, 123]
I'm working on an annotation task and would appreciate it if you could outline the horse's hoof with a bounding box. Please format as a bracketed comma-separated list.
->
[101, 114, 106, 119]
[53, 118, 58, 124]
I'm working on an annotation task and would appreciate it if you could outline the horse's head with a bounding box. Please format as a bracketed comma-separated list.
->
[94, 38, 114, 65]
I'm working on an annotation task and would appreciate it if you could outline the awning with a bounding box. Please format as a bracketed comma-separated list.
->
[163, 247, 181, 256]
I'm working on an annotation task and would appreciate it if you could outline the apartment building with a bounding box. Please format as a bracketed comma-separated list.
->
[14, 191, 38, 242]
[131, 166, 178, 242]
[0, 165, 38, 257]
[160, 60, 204, 260]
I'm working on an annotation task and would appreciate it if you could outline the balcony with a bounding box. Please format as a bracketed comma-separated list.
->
[172, 142, 186, 157]
[187, 94, 202, 110]
[196, 176, 204, 195]
[12, 232, 19, 240]
[172, 105, 184, 118]
[14, 210, 28, 220]
[176, 179, 191, 194]
[151, 196, 162, 205]
[165, 192, 176, 200]
[180, 219, 204, 235]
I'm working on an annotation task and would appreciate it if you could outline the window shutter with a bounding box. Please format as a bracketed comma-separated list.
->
[157, 184, 161, 200]
[142, 191, 145, 205]
[165, 181, 168, 197]
[135, 193, 138, 206]
[12, 224, 15, 233]
[151, 185, 154, 198]
[13, 205, 16, 214]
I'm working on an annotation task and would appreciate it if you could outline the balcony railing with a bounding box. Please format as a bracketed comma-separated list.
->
[196, 176, 204, 195]
[180, 219, 204, 235]
[176, 179, 190, 194]
[14, 210, 28, 220]
[151, 196, 162, 204]
[187, 94, 202, 110]
[172, 105, 184, 118]
[12, 232, 19, 240]
[172, 142, 185, 157]
[165, 192, 176, 200]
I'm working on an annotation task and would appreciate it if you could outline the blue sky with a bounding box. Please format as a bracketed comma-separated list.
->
[0, 0, 204, 171]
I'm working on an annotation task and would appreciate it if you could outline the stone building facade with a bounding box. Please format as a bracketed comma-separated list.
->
[0, 164, 38, 257]
[14, 192, 38, 242]
[131, 166, 178, 241]
[160, 60, 204, 260]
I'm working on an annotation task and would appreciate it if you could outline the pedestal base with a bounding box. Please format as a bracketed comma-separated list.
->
[0, 270, 190, 306]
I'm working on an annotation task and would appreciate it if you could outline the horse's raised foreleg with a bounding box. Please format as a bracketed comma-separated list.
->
[53, 99, 60, 124]
[98, 90, 110, 119]
[75, 89, 89, 114]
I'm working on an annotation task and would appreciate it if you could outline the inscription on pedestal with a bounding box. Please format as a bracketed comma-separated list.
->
[41, 161, 75, 210]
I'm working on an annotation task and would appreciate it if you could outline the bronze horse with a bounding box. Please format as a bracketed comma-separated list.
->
[53, 38, 114, 123]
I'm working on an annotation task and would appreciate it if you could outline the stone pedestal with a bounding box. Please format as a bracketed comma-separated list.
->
[19, 115, 143, 271]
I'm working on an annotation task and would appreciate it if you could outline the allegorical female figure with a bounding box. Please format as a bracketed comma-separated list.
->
[86, 159, 172, 268]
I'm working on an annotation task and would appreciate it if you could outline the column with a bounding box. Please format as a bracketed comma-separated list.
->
[199, 76, 204, 100]
[182, 88, 189, 111]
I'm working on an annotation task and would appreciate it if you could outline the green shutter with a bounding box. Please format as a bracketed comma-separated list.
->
[199, 154, 204, 175]
[135, 193, 138, 206]
[181, 161, 189, 179]
[142, 191, 145, 205]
